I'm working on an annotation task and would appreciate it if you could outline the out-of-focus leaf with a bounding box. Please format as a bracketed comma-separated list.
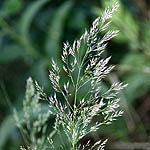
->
[141, 23, 150, 57]
[45, 1, 73, 60]
[18, 0, 49, 38]
[31, 60, 50, 89]
[124, 73, 150, 104]
[68, 9, 87, 30]
[0, 115, 16, 149]
[97, 117, 128, 140]
[0, 30, 5, 46]
[0, 45, 26, 63]
[121, 52, 148, 68]
[120, 52, 150, 103]
[0, 0, 22, 17]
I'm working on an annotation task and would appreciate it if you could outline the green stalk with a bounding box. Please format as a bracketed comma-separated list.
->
[74, 46, 89, 106]
[74, 67, 81, 106]
[58, 85, 73, 112]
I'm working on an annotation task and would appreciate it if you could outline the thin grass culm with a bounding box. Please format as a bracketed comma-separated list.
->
[15, 1, 128, 150]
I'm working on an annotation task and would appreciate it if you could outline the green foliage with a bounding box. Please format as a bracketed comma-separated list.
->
[0, 0, 22, 17]
[18, 0, 50, 38]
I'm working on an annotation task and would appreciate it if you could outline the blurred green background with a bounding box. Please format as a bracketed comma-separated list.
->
[0, 0, 150, 149]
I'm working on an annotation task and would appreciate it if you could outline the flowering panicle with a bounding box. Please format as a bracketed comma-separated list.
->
[43, 1, 126, 149]
[14, 78, 50, 150]
[16, 1, 127, 150]
[49, 59, 61, 92]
